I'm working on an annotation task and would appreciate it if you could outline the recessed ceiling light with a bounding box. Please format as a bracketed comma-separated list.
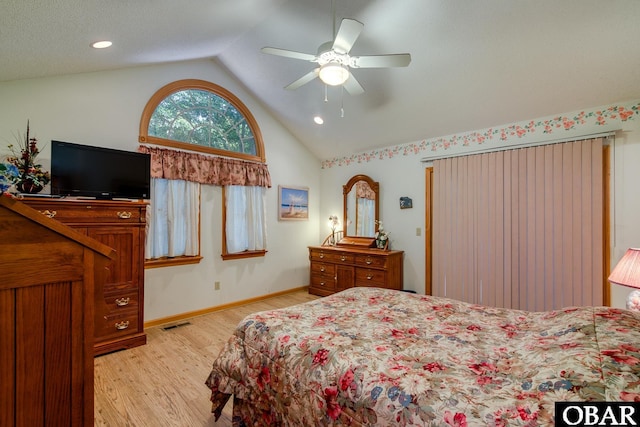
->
[313, 116, 324, 125]
[91, 40, 112, 49]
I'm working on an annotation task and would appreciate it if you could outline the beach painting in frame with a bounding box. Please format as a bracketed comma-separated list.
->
[279, 185, 309, 220]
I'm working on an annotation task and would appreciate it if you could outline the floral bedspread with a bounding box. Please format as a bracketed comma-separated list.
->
[205, 287, 640, 426]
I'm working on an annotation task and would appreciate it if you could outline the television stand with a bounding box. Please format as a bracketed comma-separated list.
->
[21, 197, 148, 356]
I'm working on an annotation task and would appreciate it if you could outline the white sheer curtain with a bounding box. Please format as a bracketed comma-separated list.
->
[145, 178, 200, 259]
[357, 198, 375, 237]
[225, 185, 267, 253]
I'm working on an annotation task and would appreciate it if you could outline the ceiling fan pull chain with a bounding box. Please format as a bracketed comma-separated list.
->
[324, 84, 329, 102]
[341, 86, 345, 118]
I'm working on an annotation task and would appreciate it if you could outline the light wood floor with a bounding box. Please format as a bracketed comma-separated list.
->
[94, 289, 319, 426]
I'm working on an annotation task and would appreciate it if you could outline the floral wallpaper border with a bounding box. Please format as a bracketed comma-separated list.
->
[321, 101, 640, 169]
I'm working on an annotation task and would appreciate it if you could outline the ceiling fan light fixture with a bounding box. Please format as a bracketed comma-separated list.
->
[319, 62, 349, 86]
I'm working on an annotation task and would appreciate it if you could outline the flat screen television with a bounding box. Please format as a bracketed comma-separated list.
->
[51, 140, 151, 199]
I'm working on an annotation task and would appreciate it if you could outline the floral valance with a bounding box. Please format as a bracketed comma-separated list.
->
[138, 145, 271, 188]
[356, 181, 376, 200]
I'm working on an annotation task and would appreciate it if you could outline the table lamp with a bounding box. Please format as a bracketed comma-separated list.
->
[608, 248, 640, 311]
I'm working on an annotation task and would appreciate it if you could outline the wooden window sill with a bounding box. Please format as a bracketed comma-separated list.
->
[221, 250, 267, 261]
[145, 256, 203, 269]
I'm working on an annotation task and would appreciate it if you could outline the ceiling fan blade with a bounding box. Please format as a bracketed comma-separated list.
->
[343, 72, 364, 95]
[332, 18, 364, 54]
[285, 69, 320, 90]
[351, 53, 412, 68]
[261, 47, 316, 62]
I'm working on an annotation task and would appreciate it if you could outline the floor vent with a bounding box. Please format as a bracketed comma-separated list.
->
[162, 321, 192, 331]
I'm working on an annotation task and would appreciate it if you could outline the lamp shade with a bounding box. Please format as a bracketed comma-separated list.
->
[608, 248, 640, 289]
[318, 62, 349, 86]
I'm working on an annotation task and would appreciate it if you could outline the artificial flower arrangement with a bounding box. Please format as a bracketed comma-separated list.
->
[375, 220, 390, 249]
[2, 121, 50, 194]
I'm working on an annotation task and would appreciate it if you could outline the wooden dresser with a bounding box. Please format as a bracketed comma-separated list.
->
[308, 245, 404, 296]
[0, 196, 115, 426]
[22, 197, 147, 356]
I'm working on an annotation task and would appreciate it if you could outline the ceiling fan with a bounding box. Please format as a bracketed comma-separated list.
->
[261, 16, 411, 95]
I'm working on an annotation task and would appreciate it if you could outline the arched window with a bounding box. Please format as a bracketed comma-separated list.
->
[139, 79, 265, 163]
[139, 80, 269, 267]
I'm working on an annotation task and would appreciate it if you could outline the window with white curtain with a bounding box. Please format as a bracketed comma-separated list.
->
[140, 79, 270, 265]
[224, 185, 267, 254]
[145, 178, 200, 260]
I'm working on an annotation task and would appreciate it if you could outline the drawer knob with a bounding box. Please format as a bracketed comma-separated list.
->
[115, 297, 130, 307]
[367, 274, 374, 280]
[115, 320, 130, 330]
[340, 256, 346, 262]
[117, 211, 132, 219]
[319, 253, 324, 259]
[320, 281, 326, 286]
[365, 257, 373, 265]
[320, 266, 325, 272]
[40, 210, 57, 218]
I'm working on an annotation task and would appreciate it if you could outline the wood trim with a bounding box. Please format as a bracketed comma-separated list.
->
[144, 286, 308, 328]
[603, 143, 611, 306]
[144, 256, 203, 269]
[222, 185, 228, 256]
[425, 167, 433, 295]
[221, 250, 267, 261]
[138, 78, 266, 163]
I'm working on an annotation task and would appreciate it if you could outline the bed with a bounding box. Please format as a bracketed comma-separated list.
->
[205, 287, 640, 426]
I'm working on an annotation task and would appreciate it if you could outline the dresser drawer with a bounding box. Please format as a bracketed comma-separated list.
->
[103, 290, 139, 313]
[27, 202, 143, 224]
[310, 274, 336, 291]
[96, 310, 140, 340]
[355, 254, 388, 269]
[355, 268, 387, 287]
[311, 261, 335, 275]
[310, 249, 354, 264]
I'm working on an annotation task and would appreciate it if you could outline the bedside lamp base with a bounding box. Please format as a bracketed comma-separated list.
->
[626, 290, 640, 311]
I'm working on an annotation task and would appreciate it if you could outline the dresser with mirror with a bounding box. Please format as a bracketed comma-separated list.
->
[308, 174, 404, 296]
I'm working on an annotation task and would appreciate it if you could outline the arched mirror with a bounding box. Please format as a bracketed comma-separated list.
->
[343, 174, 379, 238]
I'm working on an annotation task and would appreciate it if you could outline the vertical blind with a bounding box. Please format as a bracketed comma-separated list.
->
[432, 138, 604, 311]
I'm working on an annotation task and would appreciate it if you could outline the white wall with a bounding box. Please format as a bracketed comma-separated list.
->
[0, 59, 322, 322]
[2, 63, 638, 315]
[319, 100, 640, 308]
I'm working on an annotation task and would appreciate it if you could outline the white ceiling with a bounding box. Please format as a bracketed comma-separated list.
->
[2, 0, 640, 160]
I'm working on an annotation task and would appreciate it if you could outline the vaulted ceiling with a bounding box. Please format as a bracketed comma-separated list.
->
[3, 0, 640, 159]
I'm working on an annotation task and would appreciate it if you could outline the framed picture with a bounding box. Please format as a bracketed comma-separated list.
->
[278, 185, 309, 220]
[400, 196, 413, 209]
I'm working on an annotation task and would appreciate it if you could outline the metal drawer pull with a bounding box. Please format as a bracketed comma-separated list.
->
[117, 211, 132, 219]
[365, 257, 373, 265]
[40, 210, 57, 218]
[319, 253, 324, 259]
[115, 320, 130, 330]
[320, 281, 326, 286]
[367, 274, 374, 280]
[320, 266, 325, 272]
[115, 297, 130, 306]
[340, 256, 346, 261]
